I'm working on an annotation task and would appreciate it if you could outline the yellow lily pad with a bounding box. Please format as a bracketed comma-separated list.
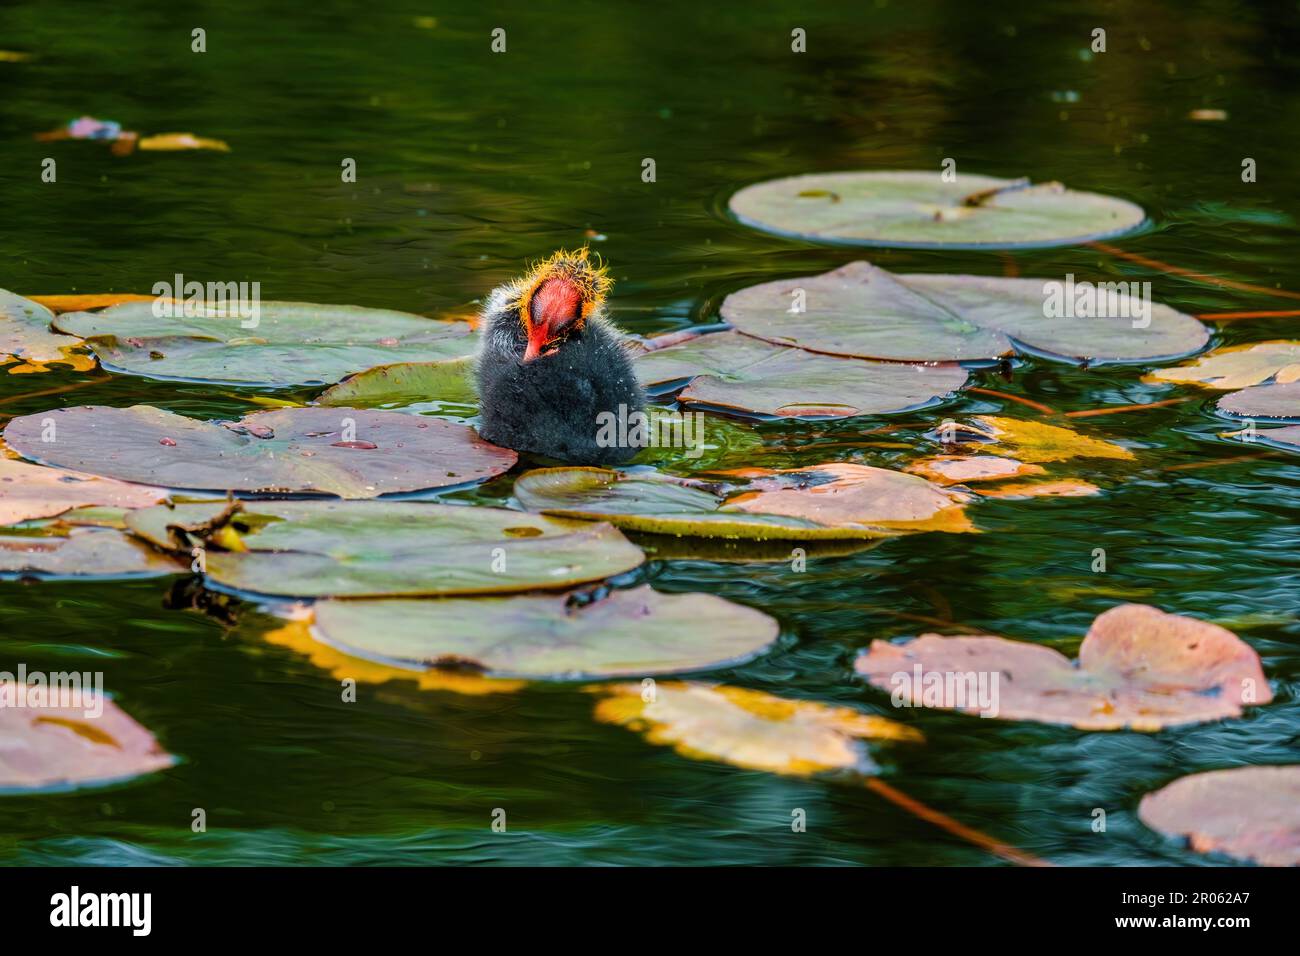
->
[591, 681, 922, 776]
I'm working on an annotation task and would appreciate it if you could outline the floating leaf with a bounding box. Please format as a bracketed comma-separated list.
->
[262, 618, 524, 696]
[591, 682, 921, 776]
[0, 458, 167, 525]
[310, 585, 777, 680]
[634, 329, 966, 418]
[126, 499, 645, 597]
[854, 604, 1273, 731]
[721, 262, 1207, 363]
[972, 478, 1099, 498]
[1217, 381, 1300, 422]
[28, 293, 161, 313]
[729, 171, 1146, 249]
[0, 527, 180, 577]
[719, 463, 974, 533]
[52, 300, 476, 386]
[905, 455, 1045, 485]
[316, 356, 477, 408]
[1138, 765, 1300, 866]
[4, 405, 516, 498]
[1149, 341, 1300, 390]
[1236, 423, 1300, 453]
[959, 415, 1134, 463]
[0, 289, 86, 368]
[0, 684, 175, 792]
[514, 464, 972, 539]
[137, 132, 230, 152]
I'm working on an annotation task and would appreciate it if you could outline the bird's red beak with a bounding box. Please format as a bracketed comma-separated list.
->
[523, 276, 583, 363]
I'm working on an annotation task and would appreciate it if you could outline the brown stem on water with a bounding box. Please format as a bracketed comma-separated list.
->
[863, 778, 1051, 867]
[1065, 396, 1194, 418]
[966, 386, 1055, 416]
[639, 327, 715, 353]
[852, 604, 988, 632]
[1195, 309, 1300, 321]
[1162, 451, 1279, 472]
[1089, 242, 1300, 301]
[0, 375, 109, 411]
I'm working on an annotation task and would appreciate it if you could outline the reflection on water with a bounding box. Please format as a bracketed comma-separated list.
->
[0, 0, 1296, 865]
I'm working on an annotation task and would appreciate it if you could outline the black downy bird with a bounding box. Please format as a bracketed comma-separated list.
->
[476, 249, 645, 464]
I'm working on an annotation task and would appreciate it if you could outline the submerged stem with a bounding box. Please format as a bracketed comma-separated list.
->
[863, 777, 1052, 867]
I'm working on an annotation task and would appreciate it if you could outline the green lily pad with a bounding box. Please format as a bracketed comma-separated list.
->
[1217, 381, 1300, 421]
[0, 687, 176, 792]
[728, 171, 1145, 249]
[721, 262, 1208, 363]
[0, 527, 181, 577]
[0, 289, 86, 368]
[4, 405, 516, 498]
[309, 585, 778, 679]
[635, 330, 967, 418]
[125, 499, 646, 597]
[51, 300, 476, 386]
[1149, 340, 1300, 390]
[316, 356, 478, 408]
[513, 464, 972, 540]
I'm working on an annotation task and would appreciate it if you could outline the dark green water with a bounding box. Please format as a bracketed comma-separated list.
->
[1, 0, 1297, 865]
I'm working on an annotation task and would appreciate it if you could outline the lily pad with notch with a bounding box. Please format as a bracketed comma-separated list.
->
[52, 300, 477, 387]
[514, 463, 973, 540]
[4, 405, 516, 498]
[721, 262, 1207, 363]
[854, 604, 1272, 731]
[728, 171, 1146, 249]
[308, 585, 778, 680]
[125, 499, 646, 598]
[635, 329, 967, 419]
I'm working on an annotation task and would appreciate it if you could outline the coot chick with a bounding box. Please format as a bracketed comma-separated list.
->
[476, 249, 645, 464]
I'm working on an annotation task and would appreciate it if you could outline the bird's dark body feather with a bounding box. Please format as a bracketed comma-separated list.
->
[476, 311, 645, 464]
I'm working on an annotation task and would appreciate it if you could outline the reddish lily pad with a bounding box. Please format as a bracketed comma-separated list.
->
[721, 262, 1208, 363]
[310, 585, 778, 680]
[1243, 423, 1300, 452]
[4, 405, 516, 498]
[1216, 381, 1300, 422]
[52, 300, 476, 386]
[0, 685, 175, 792]
[514, 464, 972, 540]
[728, 171, 1146, 249]
[854, 604, 1272, 731]
[1139, 765, 1300, 866]
[634, 330, 966, 419]
[591, 681, 922, 776]
[0, 458, 167, 525]
[125, 499, 645, 597]
[0, 527, 181, 577]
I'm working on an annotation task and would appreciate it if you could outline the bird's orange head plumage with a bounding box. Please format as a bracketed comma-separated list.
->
[511, 248, 611, 362]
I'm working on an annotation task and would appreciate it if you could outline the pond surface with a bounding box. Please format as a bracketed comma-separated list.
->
[0, 0, 1296, 865]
